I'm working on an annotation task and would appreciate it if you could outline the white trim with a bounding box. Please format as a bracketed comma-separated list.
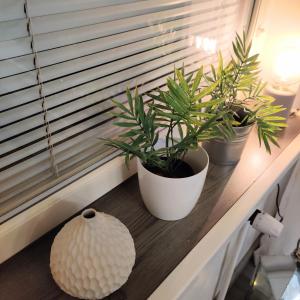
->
[0, 156, 136, 263]
[149, 133, 300, 300]
[238, 0, 256, 34]
[215, 223, 250, 300]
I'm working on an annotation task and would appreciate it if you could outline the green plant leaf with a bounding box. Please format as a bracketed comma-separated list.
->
[126, 88, 134, 112]
[193, 81, 219, 101]
[191, 66, 203, 95]
[112, 112, 135, 120]
[175, 68, 189, 93]
[119, 129, 142, 137]
[112, 99, 132, 115]
[114, 122, 138, 127]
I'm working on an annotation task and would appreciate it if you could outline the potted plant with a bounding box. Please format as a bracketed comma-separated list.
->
[202, 32, 287, 165]
[105, 68, 232, 220]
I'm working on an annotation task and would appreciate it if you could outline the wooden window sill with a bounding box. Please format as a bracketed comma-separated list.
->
[1, 116, 300, 300]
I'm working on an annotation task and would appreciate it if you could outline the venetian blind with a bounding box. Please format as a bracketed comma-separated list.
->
[0, 0, 251, 221]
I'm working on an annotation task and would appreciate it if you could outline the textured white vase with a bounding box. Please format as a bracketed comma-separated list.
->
[137, 147, 209, 221]
[50, 208, 135, 299]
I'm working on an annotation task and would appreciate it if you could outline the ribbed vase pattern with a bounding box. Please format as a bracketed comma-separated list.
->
[50, 209, 135, 299]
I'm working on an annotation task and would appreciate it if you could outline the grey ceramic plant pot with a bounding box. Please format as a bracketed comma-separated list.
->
[202, 123, 254, 165]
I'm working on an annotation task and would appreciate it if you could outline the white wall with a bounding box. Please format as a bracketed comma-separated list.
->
[252, 0, 300, 107]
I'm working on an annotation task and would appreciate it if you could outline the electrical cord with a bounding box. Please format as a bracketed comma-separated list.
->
[275, 183, 283, 222]
[248, 183, 283, 227]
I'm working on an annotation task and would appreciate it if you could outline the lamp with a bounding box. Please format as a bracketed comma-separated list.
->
[265, 45, 300, 121]
[272, 47, 300, 90]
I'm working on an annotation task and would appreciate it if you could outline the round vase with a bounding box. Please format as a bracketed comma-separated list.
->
[50, 208, 135, 299]
[202, 123, 253, 166]
[137, 147, 209, 221]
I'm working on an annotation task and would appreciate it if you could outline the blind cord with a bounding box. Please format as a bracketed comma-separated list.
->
[24, 1, 59, 177]
[275, 183, 283, 222]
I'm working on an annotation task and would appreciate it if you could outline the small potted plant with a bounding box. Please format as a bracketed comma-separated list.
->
[202, 32, 287, 165]
[105, 68, 232, 220]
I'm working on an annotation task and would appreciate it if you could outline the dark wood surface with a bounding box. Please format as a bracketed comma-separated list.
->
[1, 116, 300, 300]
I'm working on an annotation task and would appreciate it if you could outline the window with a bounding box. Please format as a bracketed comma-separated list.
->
[0, 0, 253, 221]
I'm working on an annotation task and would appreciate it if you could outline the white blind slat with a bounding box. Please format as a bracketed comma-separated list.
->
[0, 167, 53, 206]
[35, 16, 200, 67]
[0, 37, 32, 60]
[0, 152, 52, 192]
[0, 22, 202, 94]
[1, 25, 233, 95]
[0, 142, 117, 211]
[0, 19, 28, 42]
[0, 13, 234, 111]
[0, 42, 231, 143]
[0, 123, 120, 196]
[44, 36, 231, 112]
[0, 0, 25, 22]
[50, 56, 227, 171]
[43, 38, 192, 96]
[0, 45, 198, 125]
[0, 139, 48, 170]
[41, 9, 236, 82]
[27, 0, 139, 17]
[33, 1, 228, 51]
[0, 70, 37, 94]
[0, 14, 189, 78]
[0, 3, 237, 79]
[0, 54, 34, 78]
[0, 126, 46, 156]
[30, 0, 190, 34]
[0, 114, 43, 142]
[0, 48, 230, 167]
[36, 1, 237, 67]
[0, 95, 43, 127]
[47, 52, 225, 140]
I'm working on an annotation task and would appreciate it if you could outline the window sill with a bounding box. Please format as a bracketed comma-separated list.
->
[0, 116, 300, 300]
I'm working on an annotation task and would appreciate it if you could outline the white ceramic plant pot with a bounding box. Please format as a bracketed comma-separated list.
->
[50, 208, 135, 299]
[137, 147, 209, 221]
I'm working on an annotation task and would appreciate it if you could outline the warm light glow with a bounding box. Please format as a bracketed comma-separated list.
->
[194, 35, 217, 54]
[273, 46, 300, 87]
[250, 152, 264, 169]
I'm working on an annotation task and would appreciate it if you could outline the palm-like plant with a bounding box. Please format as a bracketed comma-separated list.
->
[105, 67, 233, 176]
[205, 32, 287, 152]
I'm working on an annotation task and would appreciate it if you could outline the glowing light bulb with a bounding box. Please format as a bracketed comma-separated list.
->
[273, 46, 300, 89]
